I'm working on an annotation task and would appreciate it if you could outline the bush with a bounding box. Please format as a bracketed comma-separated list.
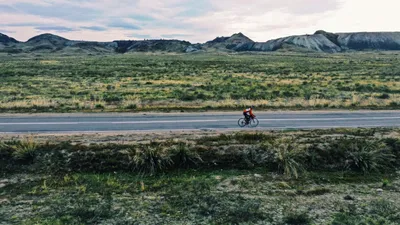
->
[0, 142, 13, 159]
[383, 138, 400, 165]
[284, 211, 311, 225]
[377, 93, 390, 99]
[241, 146, 273, 168]
[133, 146, 173, 175]
[179, 92, 197, 101]
[306, 138, 396, 173]
[95, 104, 105, 109]
[342, 139, 394, 173]
[170, 142, 203, 168]
[103, 94, 123, 103]
[12, 137, 38, 163]
[125, 104, 137, 110]
[264, 138, 305, 178]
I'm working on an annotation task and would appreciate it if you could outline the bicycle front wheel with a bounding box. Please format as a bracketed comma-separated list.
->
[250, 118, 259, 127]
[238, 118, 246, 127]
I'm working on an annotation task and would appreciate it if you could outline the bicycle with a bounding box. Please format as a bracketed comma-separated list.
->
[238, 116, 259, 128]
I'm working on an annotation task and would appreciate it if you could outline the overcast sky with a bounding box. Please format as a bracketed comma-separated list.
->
[0, 0, 399, 43]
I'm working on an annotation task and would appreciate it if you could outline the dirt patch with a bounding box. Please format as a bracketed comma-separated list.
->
[0, 130, 242, 144]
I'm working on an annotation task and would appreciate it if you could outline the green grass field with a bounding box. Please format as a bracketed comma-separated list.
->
[1, 52, 400, 112]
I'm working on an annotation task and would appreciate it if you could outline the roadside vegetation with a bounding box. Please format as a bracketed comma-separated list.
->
[1, 128, 400, 224]
[1, 52, 400, 112]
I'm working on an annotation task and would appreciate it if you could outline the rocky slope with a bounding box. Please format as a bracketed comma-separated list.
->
[1, 30, 400, 54]
[248, 33, 340, 53]
[337, 32, 400, 51]
[204, 30, 400, 53]
[204, 32, 254, 51]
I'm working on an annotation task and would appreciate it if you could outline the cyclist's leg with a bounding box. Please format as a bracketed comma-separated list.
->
[243, 112, 250, 124]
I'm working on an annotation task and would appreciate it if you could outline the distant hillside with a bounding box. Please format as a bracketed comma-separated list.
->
[1, 30, 400, 54]
[204, 30, 400, 53]
[0, 33, 19, 44]
[337, 32, 400, 51]
[250, 32, 342, 53]
[204, 33, 254, 51]
[114, 40, 191, 53]
[25, 33, 69, 52]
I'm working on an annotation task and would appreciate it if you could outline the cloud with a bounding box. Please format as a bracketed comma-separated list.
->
[172, 0, 211, 17]
[130, 15, 155, 22]
[0, 4, 17, 13]
[285, 0, 342, 14]
[108, 20, 141, 30]
[1, 0, 399, 43]
[129, 34, 152, 39]
[35, 26, 77, 32]
[81, 26, 107, 31]
[6, 22, 47, 27]
[11, 2, 100, 21]
[209, 0, 342, 16]
[161, 34, 192, 39]
[0, 29, 16, 34]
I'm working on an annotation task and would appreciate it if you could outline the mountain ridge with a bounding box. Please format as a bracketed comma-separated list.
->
[0, 33, 19, 44]
[1, 30, 400, 54]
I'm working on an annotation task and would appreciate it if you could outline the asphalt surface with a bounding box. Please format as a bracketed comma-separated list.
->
[1, 111, 400, 133]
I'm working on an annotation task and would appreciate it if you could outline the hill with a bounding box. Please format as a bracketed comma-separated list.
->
[204, 32, 254, 51]
[337, 32, 400, 51]
[1, 30, 400, 54]
[0, 33, 19, 44]
[204, 30, 400, 53]
[114, 40, 191, 53]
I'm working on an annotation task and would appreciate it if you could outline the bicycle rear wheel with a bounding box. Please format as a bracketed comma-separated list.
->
[238, 118, 247, 127]
[250, 118, 259, 127]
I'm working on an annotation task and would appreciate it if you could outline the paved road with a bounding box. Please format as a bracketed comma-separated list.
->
[1, 111, 400, 133]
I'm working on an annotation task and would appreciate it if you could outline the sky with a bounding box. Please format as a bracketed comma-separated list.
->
[0, 0, 399, 43]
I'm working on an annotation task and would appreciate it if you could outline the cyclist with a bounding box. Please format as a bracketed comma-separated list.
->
[243, 106, 255, 124]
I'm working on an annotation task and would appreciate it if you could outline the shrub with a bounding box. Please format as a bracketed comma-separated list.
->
[383, 138, 400, 164]
[12, 137, 38, 162]
[377, 93, 390, 99]
[106, 85, 115, 90]
[241, 145, 275, 168]
[307, 138, 396, 172]
[179, 92, 197, 101]
[103, 94, 123, 103]
[125, 104, 137, 110]
[0, 142, 13, 159]
[133, 146, 173, 175]
[265, 138, 305, 178]
[284, 211, 311, 225]
[342, 139, 395, 173]
[95, 104, 105, 109]
[170, 142, 203, 168]
[298, 187, 331, 196]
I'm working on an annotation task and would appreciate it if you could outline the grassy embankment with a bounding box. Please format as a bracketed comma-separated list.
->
[1, 128, 400, 224]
